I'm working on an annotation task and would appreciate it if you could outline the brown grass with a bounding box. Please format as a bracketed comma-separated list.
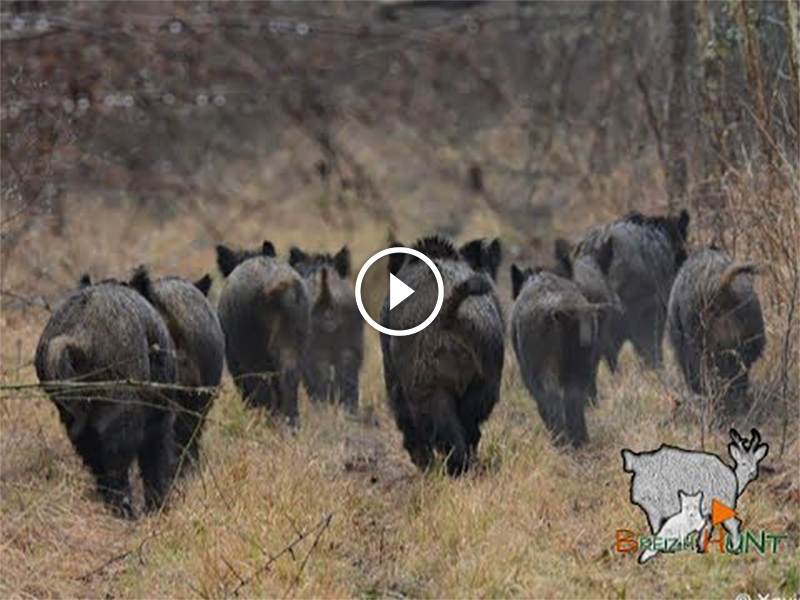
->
[1, 179, 798, 598]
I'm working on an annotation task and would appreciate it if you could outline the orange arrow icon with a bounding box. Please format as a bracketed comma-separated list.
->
[711, 498, 736, 525]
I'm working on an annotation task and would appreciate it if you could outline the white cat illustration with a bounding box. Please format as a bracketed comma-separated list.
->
[639, 490, 707, 564]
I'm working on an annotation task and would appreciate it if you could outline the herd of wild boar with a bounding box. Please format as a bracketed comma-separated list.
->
[34, 209, 767, 516]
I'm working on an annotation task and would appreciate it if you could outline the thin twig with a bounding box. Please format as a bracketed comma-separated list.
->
[283, 513, 334, 598]
[76, 530, 160, 582]
[231, 513, 333, 597]
[0, 378, 219, 395]
[0, 289, 51, 312]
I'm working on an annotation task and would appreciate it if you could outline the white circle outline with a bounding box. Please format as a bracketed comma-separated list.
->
[354, 247, 444, 337]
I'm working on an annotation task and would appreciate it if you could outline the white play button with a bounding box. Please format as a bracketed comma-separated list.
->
[354, 247, 444, 337]
[389, 273, 415, 310]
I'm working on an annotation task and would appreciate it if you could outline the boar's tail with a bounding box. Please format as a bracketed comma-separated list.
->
[43, 335, 82, 382]
[440, 274, 492, 325]
[717, 262, 760, 293]
[556, 309, 595, 370]
[316, 267, 333, 309]
[263, 277, 305, 310]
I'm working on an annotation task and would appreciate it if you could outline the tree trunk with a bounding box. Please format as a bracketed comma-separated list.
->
[665, 0, 691, 208]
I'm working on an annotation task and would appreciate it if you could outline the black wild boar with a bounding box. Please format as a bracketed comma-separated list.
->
[288, 246, 364, 412]
[129, 267, 224, 471]
[574, 209, 690, 369]
[35, 278, 178, 517]
[380, 236, 505, 475]
[510, 264, 601, 447]
[216, 241, 310, 425]
[667, 248, 765, 414]
[554, 236, 620, 402]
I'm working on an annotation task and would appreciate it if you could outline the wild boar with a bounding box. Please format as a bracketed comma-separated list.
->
[380, 236, 505, 475]
[35, 278, 178, 517]
[216, 241, 310, 425]
[289, 246, 364, 412]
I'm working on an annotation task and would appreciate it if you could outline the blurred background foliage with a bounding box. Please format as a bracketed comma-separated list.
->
[2, 1, 795, 248]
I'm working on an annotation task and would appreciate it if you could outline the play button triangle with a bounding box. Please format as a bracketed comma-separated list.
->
[389, 273, 415, 310]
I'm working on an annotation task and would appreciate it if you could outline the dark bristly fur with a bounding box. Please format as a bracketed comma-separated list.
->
[667, 248, 765, 415]
[289, 246, 364, 412]
[459, 238, 503, 282]
[554, 237, 620, 403]
[34, 280, 178, 518]
[574, 209, 690, 369]
[510, 263, 601, 447]
[216, 240, 276, 277]
[193, 274, 213, 297]
[129, 266, 224, 473]
[215, 242, 310, 425]
[380, 235, 505, 475]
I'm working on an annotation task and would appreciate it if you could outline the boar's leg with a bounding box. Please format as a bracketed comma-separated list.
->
[560, 315, 592, 446]
[563, 386, 589, 447]
[457, 378, 497, 456]
[74, 425, 136, 519]
[680, 338, 704, 396]
[391, 385, 433, 471]
[238, 368, 277, 410]
[599, 312, 623, 373]
[602, 347, 620, 373]
[713, 350, 750, 415]
[429, 389, 469, 476]
[139, 407, 176, 513]
[277, 351, 301, 426]
[96, 463, 135, 519]
[587, 353, 600, 407]
[336, 349, 361, 413]
[302, 358, 334, 404]
[532, 385, 565, 440]
[629, 305, 665, 369]
[727, 370, 750, 415]
[173, 388, 214, 474]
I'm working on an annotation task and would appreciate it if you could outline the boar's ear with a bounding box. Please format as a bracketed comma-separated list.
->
[388, 241, 405, 274]
[288, 246, 307, 267]
[261, 240, 276, 257]
[677, 209, 690, 241]
[596, 236, 614, 276]
[129, 265, 153, 300]
[333, 246, 351, 278]
[510, 264, 526, 300]
[486, 238, 502, 281]
[79, 274, 92, 288]
[553, 238, 573, 278]
[216, 244, 239, 278]
[459, 239, 484, 272]
[194, 274, 213, 296]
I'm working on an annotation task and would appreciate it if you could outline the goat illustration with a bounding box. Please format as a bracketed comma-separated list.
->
[622, 428, 768, 551]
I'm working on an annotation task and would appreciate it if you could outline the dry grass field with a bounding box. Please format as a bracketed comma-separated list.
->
[1, 185, 798, 598]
